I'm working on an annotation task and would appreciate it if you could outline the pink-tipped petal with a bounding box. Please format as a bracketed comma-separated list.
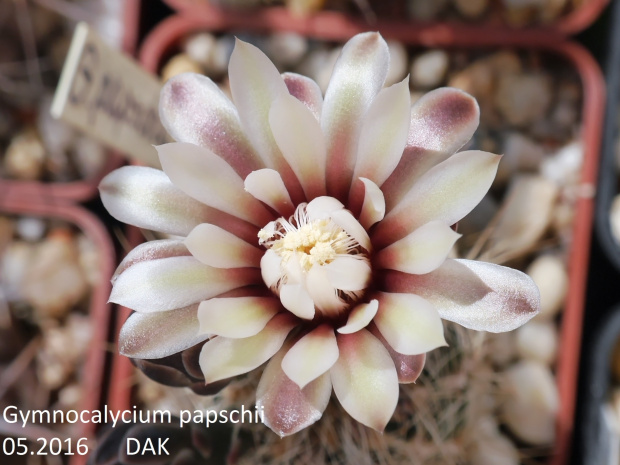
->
[185, 223, 262, 269]
[112, 240, 190, 284]
[229, 39, 303, 202]
[373, 150, 500, 249]
[119, 305, 206, 359]
[159, 73, 263, 178]
[375, 221, 461, 274]
[382, 259, 540, 332]
[109, 256, 260, 313]
[244, 169, 294, 216]
[197, 296, 280, 338]
[280, 283, 315, 320]
[324, 256, 371, 291]
[374, 292, 446, 355]
[357, 178, 386, 229]
[269, 93, 326, 199]
[199, 313, 295, 383]
[351, 78, 411, 189]
[100, 166, 227, 237]
[381, 88, 480, 209]
[331, 329, 399, 432]
[257, 344, 331, 437]
[369, 324, 426, 384]
[156, 142, 271, 227]
[338, 300, 379, 334]
[261, 249, 283, 288]
[322, 32, 389, 200]
[282, 324, 339, 388]
[282, 72, 323, 121]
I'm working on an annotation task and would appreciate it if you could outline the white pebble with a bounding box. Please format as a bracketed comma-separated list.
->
[73, 136, 106, 179]
[494, 73, 552, 126]
[453, 0, 488, 18]
[264, 33, 308, 68]
[410, 50, 449, 89]
[183, 32, 217, 67]
[502, 360, 558, 445]
[540, 141, 583, 186]
[515, 320, 558, 365]
[385, 41, 408, 86]
[15, 217, 46, 242]
[526, 254, 567, 320]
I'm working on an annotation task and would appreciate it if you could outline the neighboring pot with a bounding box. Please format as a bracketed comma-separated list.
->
[160, 0, 608, 35]
[0, 198, 115, 465]
[104, 10, 605, 465]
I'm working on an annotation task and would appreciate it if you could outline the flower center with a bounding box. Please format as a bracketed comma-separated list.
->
[258, 199, 371, 320]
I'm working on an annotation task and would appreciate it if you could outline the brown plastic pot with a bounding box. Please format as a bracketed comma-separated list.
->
[106, 11, 605, 465]
[0, 198, 115, 465]
[161, 0, 608, 36]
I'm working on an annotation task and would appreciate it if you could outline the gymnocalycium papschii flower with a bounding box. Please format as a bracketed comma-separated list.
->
[100, 32, 540, 436]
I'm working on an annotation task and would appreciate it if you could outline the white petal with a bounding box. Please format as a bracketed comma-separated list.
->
[257, 344, 331, 437]
[352, 78, 411, 188]
[269, 93, 326, 200]
[331, 329, 398, 432]
[100, 166, 227, 237]
[373, 150, 501, 248]
[382, 259, 540, 332]
[199, 313, 296, 383]
[119, 305, 206, 359]
[305, 196, 344, 220]
[324, 256, 371, 291]
[282, 325, 338, 388]
[357, 177, 386, 229]
[306, 265, 345, 315]
[156, 142, 271, 226]
[338, 300, 379, 334]
[323, 32, 389, 200]
[159, 73, 263, 178]
[330, 209, 371, 252]
[261, 249, 283, 288]
[280, 284, 315, 319]
[375, 221, 461, 274]
[244, 169, 294, 216]
[282, 72, 323, 121]
[109, 256, 259, 312]
[197, 296, 280, 338]
[185, 223, 263, 268]
[374, 292, 446, 355]
[112, 240, 189, 284]
[229, 39, 303, 201]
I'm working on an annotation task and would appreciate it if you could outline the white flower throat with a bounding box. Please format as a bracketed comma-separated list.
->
[258, 200, 371, 319]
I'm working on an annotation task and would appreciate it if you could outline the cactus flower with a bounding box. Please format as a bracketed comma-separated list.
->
[100, 32, 539, 437]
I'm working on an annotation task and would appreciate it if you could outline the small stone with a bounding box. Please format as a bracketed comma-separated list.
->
[502, 360, 558, 445]
[485, 51, 523, 76]
[469, 417, 520, 465]
[4, 128, 46, 181]
[22, 229, 89, 320]
[209, 36, 235, 76]
[37, 95, 76, 155]
[15, 217, 46, 242]
[1, 241, 34, 302]
[161, 54, 203, 83]
[448, 61, 494, 100]
[611, 195, 620, 245]
[77, 234, 101, 287]
[515, 320, 558, 365]
[540, 141, 582, 186]
[494, 72, 552, 126]
[264, 33, 308, 68]
[526, 254, 567, 321]
[73, 136, 106, 179]
[454, 0, 489, 18]
[385, 41, 408, 86]
[183, 32, 217, 68]
[410, 50, 449, 89]
[495, 132, 545, 184]
[539, 0, 569, 22]
[407, 0, 448, 20]
[486, 332, 516, 367]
